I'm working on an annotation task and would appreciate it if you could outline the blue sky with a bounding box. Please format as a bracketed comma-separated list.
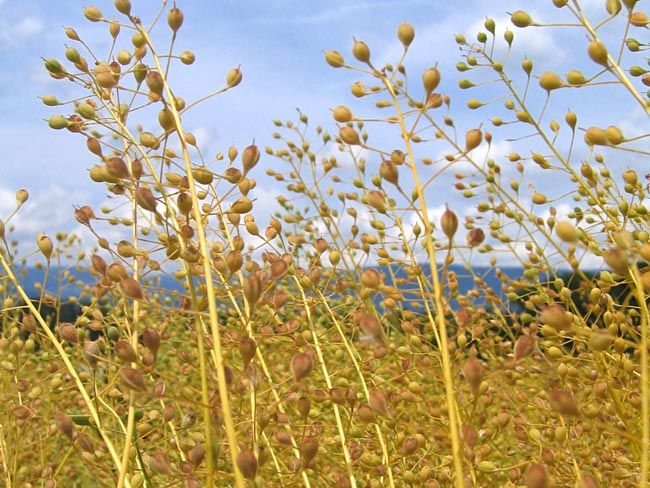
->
[0, 0, 646, 267]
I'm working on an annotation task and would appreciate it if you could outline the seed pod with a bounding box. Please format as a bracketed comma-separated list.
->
[358, 311, 382, 342]
[226, 67, 242, 87]
[83, 6, 103, 22]
[83, 341, 101, 368]
[120, 277, 144, 301]
[380, 160, 399, 185]
[400, 436, 419, 456]
[462, 357, 484, 392]
[369, 388, 390, 417]
[135, 187, 157, 213]
[37, 234, 53, 260]
[587, 41, 608, 66]
[115, 0, 131, 15]
[514, 335, 536, 362]
[94, 63, 116, 89]
[366, 190, 387, 213]
[539, 71, 564, 91]
[440, 206, 459, 240]
[584, 126, 608, 146]
[230, 197, 253, 214]
[540, 304, 572, 331]
[238, 337, 256, 366]
[605, 125, 624, 145]
[511, 10, 533, 28]
[54, 411, 75, 440]
[466, 228, 485, 248]
[48, 115, 70, 130]
[352, 39, 371, 63]
[243, 273, 263, 305]
[465, 128, 482, 152]
[324, 50, 345, 68]
[422, 67, 441, 96]
[361, 269, 382, 289]
[588, 329, 614, 352]
[555, 220, 579, 243]
[60, 323, 78, 343]
[566, 69, 587, 85]
[142, 328, 160, 356]
[333, 105, 353, 123]
[242, 144, 260, 172]
[603, 247, 628, 274]
[339, 126, 360, 145]
[524, 463, 549, 488]
[236, 450, 258, 480]
[397, 21, 415, 48]
[119, 366, 146, 392]
[291, 352, 314, 382]
[549, 389, 578, 415]
[357, 404, 377, 423]
[630, 11, 649, 26]
[270, 259, 288, 279]
[115, 340, 138, 363]
[167, 7, 184, 32]
[300, 437, 319, 466]
[296, 395, 310, 420]
[578, 472, 598, 488]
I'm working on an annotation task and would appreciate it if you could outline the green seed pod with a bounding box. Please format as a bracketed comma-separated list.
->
[41, 95, 59, 106]
[44, 58, 64, 75]
[83, 6, 103, 22]
[511, 10, 533, 28]
[117, 49, 132, 65]
[139, 132, 158, 149]
[133, 63, 147, 84]
[352, 39, 371, 63]
[484, 17, 496, 34]
[539, 71, 564, 91]
[226, 67, 242, 87]
[606, 0, 622, 16]
[522, 57, 533, 75]
[167, 7, 184, 32]
[397, 22, 415, 48]
[422, 67, 441, 96]
[77, 102, 96, 119]
[587, 41, 608, 66]
[65, 47, 81, 64]
[324, 50, 345, 68]
[333, 105, 353, 123]
[48, 115, 70, 130]
[504, 29, 514, 46]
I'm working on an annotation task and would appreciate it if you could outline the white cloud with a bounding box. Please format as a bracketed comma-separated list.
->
[0, 16, 43, 48]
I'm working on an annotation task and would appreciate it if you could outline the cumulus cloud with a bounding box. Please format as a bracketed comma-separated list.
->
[0, 16, 43, 48]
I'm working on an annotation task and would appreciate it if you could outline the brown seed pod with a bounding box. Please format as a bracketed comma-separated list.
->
[300, 437, 319, 466]
[236, 449, 258, 480]
[514, 335, 536, 362]
[141, 328, 160, 356]
[441, 206, 459, 240]
[549, 389, 578, 415]
[149, 451, 172, 475]
[76, 432, 94, 454]
[74, 205, 96, 226]
[361, 269, 382, 289]
[119, 366, 146, 392]
[54, 411, 75, 440]
[369, 388, 390, 417]
[243, 273, 263, 305]
[238, 337, 256, 366]
[115, 340, 138, 363]
[60, 323, 78, 343]
[466, 228, 485, 248]
[357, 404, 377, 423]
[462, 357, 484, 392]
[603, 247, 628, 275]
[37, 234, 54, 260]
[296, 395, 310, 420]
[539, 304, 572, 331]
[120, 277, 145, 301]
[380, 160, 399, 185]
[83, 341, 101, 368]
[270, 259, 289, 279]
[524, 463, 549, 488]
[291, 352, 314, 383]
[339, 126, 360, 145]
[588, 329, 614, 352]
[242, 144, 260, 173]
[400, 436, 419, 456]
[135, 187, 157, 213]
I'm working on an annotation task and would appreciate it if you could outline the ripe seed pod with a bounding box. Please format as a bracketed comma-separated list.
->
[540, 304, 572, 331]
[524, 463, 549, 488]
[566, 69, 587, 85]
[243, 273, 263, 305]
[93, 63, 116, 89]
[16, 189, 29, 204]
[361, 269, 382, 289]
[300, 437, 319, 466]
[146, 71, 164, 96]
[324, 50, 345, 68]
[119, 366, 146, 392]
[422, 67, 441, 97]
[167, 7, 184, 32]
[54, 411, 75, 440]
[239, 337, 256, 366]
[37, 234, 54, 260]
[83, 6, 103, 22]
[226, 67, 242, 87]
[584, 127, 608, 146]
[380, 160, 399, 185]
[242, 144, 260, 172]
[549, 389, 578, 415]
[339, 126, 360, 145]
[397, 21, 415, 48]
[603, 247, 628, 274]
[115, 340, 138, 363]
[587, 41, 608, 66]
[441, 206, 459, 240]
[465, 128, 482, 152]
[236, 450, 258, 480]
[588, 329, 614, 351]
[511, 10, 533, 27]
[555, 221, 579, 243]
[83, 341, 101, 368]
[142, 328, 160, 356]
[352, 39, 371, 63]
[462, 357, 484, 392]
[333, 105, 353, 123]
[514, 335, 536, 362]
[135, 187, 157, 213]
[120, 277, 144, 301]
[115, 0, 131, 15]
[539, 71, 564, 91]
[60, 323, 78, 343]
[291, 352, 314, 382]
[605, 125, 624, 145]
[466, 228, 485, 248]
[369, 389, 390, 417]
